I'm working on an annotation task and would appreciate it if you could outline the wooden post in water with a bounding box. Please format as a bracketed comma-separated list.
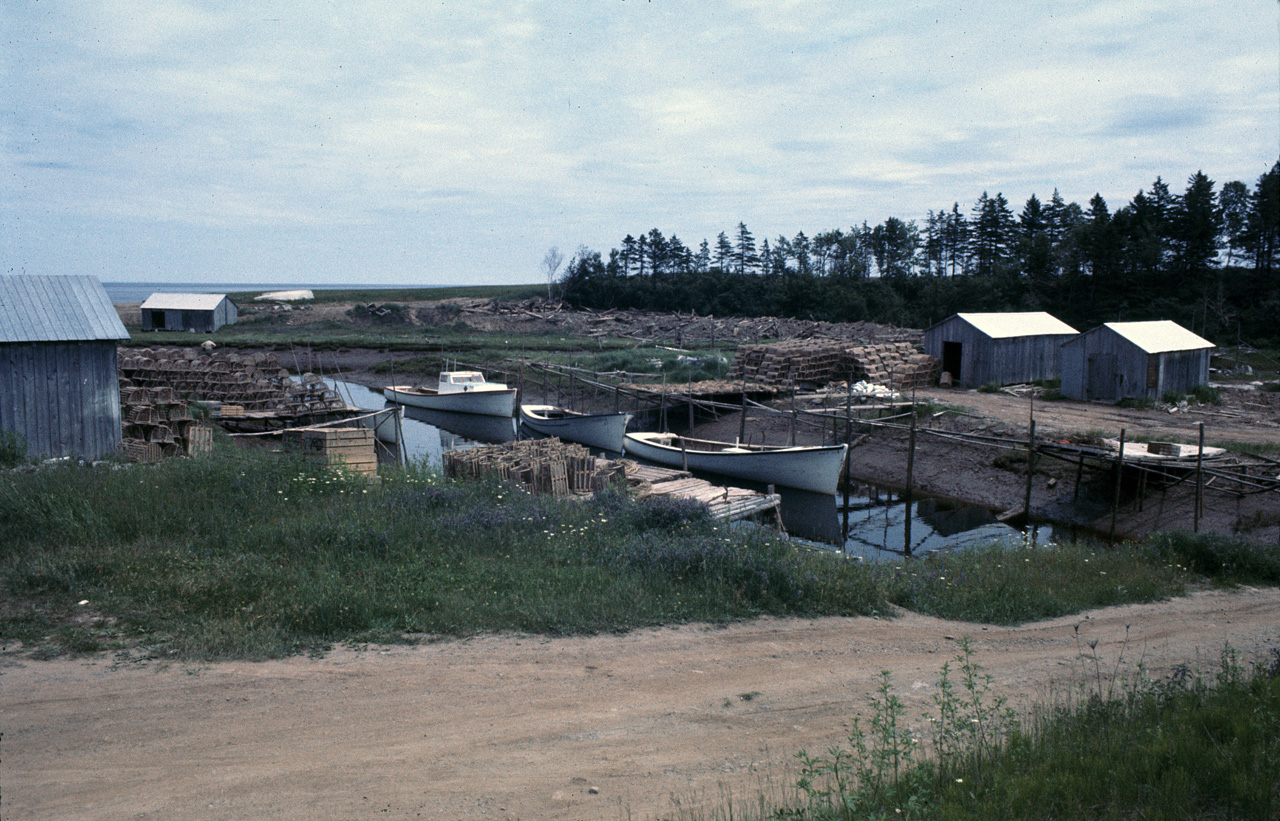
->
[1110, 428, 1126, 544]
[790, 377, 797, 446]
[738, 368, 748, 444]
[843, 378, 852, 543]
[680, 437, 688, 472]
[688, 372, 694, 431]
[1074, 452, 1085, 500]
[1024, 419, 1036, 522]
[903, 403, 917, 556]
[660, 370, 668, 433]
[1194, 422, 1205, 532]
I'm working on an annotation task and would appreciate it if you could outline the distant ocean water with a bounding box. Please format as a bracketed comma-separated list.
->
[102, 282, 436, 304]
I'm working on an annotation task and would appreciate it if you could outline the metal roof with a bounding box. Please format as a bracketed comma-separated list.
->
[140, 293, 232, 311]
[1101, 320, 1214, 354]
[951, 312, 1078, 339]
[0, 275, 130, 343]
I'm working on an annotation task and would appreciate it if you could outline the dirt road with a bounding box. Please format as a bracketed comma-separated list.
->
[5, 587, 1278, 820]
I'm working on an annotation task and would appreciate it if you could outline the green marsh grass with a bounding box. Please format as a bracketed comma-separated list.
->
[0, 447, 885, 660]
[885, 541, 1188, 624]
[4, 446, 1278, 660]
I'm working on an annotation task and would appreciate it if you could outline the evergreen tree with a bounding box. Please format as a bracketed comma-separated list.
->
[1171, 171, 1221, 288]
[1245, 162, 1280, 273]
[620, 235, 637, 277]
[1218, 180, 1250, 267]
[715, 232, 733, 272]
[733, 222, 759, 274]
[970, 192, 1014, 276]
[792, 231, 812, 276]
[942, 203, 969, 276]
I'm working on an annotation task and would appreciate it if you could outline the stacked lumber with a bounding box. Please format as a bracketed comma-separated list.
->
[117, 385, 214, 461]
[619, 460, 782, 523]
[283, 427, 378, 478]
[444, 438, 622, 497]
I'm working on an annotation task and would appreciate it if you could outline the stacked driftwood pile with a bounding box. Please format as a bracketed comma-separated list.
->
[443, 438, 623, 497]
[118, 347, 346, 415]
[450, 298, 922, 347]
[734, 340, 940, 390]
[118, 385, 213, 462]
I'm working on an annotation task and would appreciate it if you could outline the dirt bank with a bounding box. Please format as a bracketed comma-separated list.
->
[4, 587, 1278, 820]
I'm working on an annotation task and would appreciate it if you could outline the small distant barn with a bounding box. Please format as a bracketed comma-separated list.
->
[140, 293, 238, 333]
[1060, 320, 1214, 402]
[923, 312, 1079, 388]
[0, 275, 130, 460]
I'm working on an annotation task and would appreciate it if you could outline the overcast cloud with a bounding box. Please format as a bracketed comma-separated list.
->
[3, 1, 1277, 285]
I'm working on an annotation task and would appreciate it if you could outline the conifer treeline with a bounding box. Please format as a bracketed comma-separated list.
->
[561, 162, 1280, 343]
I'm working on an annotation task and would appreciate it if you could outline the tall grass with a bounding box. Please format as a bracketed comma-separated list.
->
[768, 644, 1280, 820]
[885, 541, 1189, 624]
[0, 448, 884, 660]
[3, 447, 1278, 660]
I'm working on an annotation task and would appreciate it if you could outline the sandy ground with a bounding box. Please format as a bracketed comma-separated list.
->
[4, 587, 1279, 820]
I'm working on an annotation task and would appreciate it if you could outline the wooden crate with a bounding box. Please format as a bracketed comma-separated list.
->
[284, 427, 378, 477]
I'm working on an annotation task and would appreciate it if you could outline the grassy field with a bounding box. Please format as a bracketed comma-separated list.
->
[756, 642, 1280, 820]
[3, 442, 1279, 661]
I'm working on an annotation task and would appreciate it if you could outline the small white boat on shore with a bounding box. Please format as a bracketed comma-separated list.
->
[519, 405, 631, 452]
[623, 432, 848, 495]
[384, 371, 517, 418]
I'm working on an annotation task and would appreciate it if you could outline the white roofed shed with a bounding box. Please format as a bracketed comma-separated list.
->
[923, 312, 1078, 388]
[1060, 320, 1214, 402]
[140, 293, 238, 333]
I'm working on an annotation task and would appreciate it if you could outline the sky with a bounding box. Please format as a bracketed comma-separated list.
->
[3, 1, 1277, 287]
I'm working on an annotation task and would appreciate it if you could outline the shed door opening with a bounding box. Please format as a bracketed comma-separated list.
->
[942, 341, 962, 382]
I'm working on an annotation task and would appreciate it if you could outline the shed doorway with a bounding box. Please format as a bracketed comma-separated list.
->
[941, 341, 962, 384]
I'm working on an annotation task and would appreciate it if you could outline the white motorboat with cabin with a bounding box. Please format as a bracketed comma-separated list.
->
[623, 431, 848, 495]
[518, 404, 631, 452]
[383, 371, 517, 418]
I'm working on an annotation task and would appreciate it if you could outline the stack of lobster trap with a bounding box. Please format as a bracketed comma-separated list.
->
[734, 339, 940, 391]
[117, 385, 213, 462]
[444, 439, 622, 497]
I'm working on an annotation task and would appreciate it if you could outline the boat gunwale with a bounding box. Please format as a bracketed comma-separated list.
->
[625, 431, 846, 455]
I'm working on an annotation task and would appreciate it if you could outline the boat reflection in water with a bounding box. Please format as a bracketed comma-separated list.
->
[788, 482, 1057, 561]
[402, 406, 516, 451]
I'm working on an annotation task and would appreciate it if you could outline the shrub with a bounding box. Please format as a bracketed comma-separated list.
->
[0, 429, 28, 468]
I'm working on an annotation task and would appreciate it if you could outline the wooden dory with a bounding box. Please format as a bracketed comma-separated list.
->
[518, 404, 631, 452]
[383, 371, 516, 418]
[623, 432, 848, 495]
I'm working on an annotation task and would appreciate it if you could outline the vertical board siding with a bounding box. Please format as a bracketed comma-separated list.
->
[0, 341, 121, 460]
[1061, 328, 1211, 401]
[924, 315, 1073, 388]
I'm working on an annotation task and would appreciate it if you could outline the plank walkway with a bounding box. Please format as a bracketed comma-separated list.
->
[619, 459, 783, 525]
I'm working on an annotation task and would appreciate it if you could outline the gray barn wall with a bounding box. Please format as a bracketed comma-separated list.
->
[1155, 349, 1210, 398]
[924, 316, 1072, 387]
[0, 340, 122, 459]
[1061, 332, 1210, 401]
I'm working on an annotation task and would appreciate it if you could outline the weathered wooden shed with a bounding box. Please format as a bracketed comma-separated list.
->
[1060, 320, 1214, 402]
[0, 275, 130, 460]
[923, 312, 1078, 388]
[140, 293, 238, 333]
